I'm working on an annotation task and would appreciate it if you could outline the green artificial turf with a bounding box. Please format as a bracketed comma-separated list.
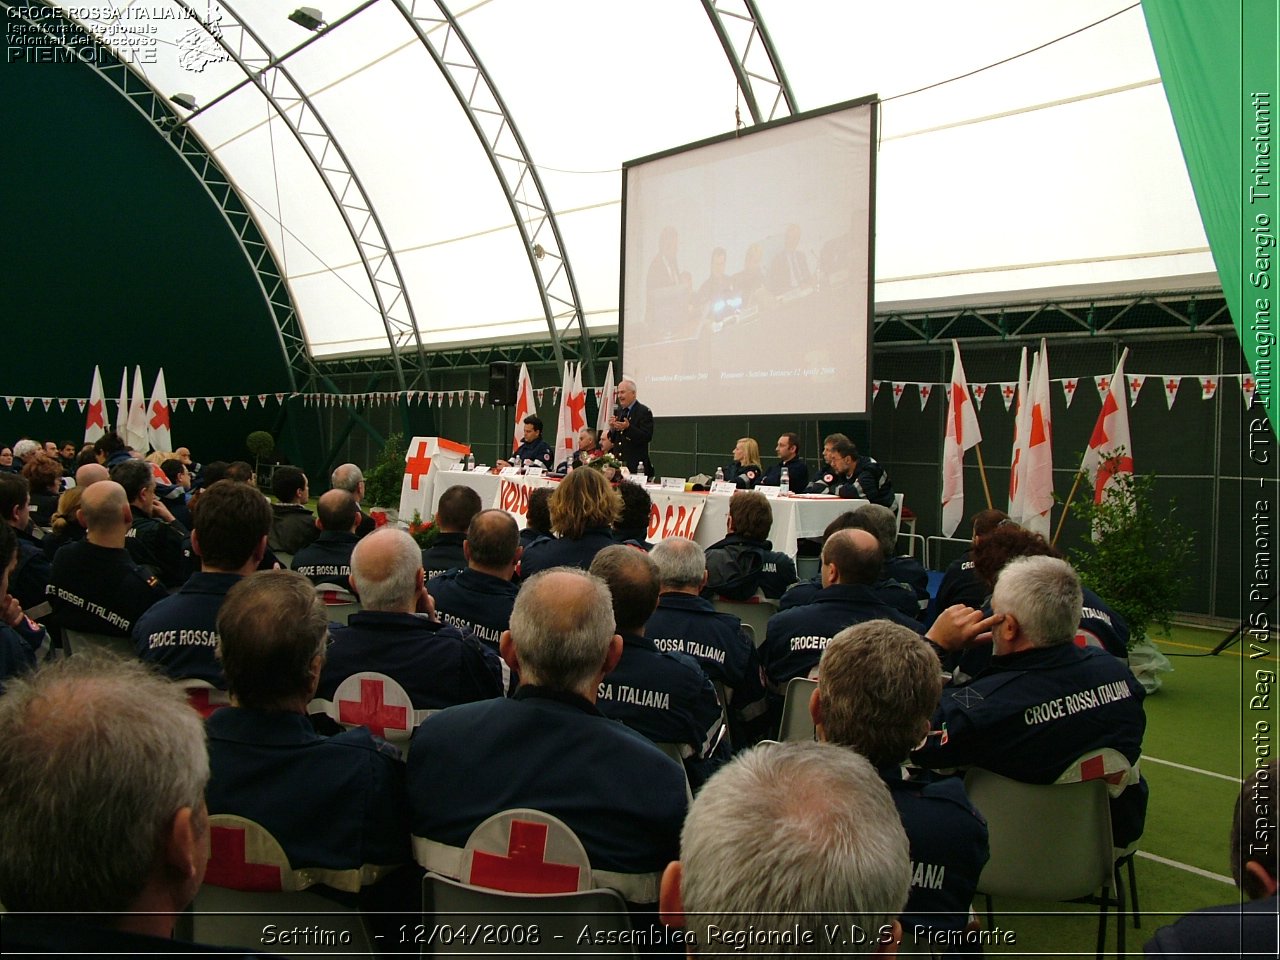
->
[956, 624, 1273, 957]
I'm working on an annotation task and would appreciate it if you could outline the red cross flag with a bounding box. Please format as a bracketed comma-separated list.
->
[918, 382, 933, 410]
[127, 366, 150, 453]
[1022, 340, 1054, 538]
[1162, 376, 1181, 410]
[116, 368, 130, 436]
[1126, 374, 1146, 407]
[147, 368, 172, 454]
[1008, 348, 1030, 518]
[941, 341, 983, 537]
[999, 381, 1017, 411]
[891, 382, 905, 408]
[596, 361, 616, 436]
[512, 363, 537, 454]
[1200, 376, 1218, 400]
[1079, 349, 1133, 504]
[553, 362, 587, 468]
[84, 366, 106, 444]
[398, 436, 471, 520]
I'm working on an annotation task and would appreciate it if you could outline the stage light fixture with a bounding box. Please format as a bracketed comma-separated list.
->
[289, 7, 326, 31]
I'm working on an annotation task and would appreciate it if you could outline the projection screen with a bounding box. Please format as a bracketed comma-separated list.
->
[620, 96, 877, 419]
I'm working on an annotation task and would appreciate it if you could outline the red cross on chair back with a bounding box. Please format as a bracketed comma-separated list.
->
[335, 673, 411, 739]
[462, 809, 592, 895]
[205, 820, 286, 892]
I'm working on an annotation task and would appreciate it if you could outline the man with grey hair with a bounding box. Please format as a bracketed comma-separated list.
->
[914, 555, 1148, 846]
[206, 570, 412, 902]
[0, 653, 213, 952]
[813, 620, 989, 943]
[331, 462, 377, 538]
[314, 527, 503, 716]
[646, 536, 769, 747]
[407, 567, 688, 907]
[659, 741, 911, 955]
[606, 377, 653, 475]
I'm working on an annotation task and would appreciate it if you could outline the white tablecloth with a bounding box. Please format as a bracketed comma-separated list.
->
[427, 470, 866, 556]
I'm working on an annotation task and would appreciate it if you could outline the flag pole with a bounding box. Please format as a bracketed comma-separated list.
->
[1052, 471, 1085, 546]
[973, 443, 993, 509]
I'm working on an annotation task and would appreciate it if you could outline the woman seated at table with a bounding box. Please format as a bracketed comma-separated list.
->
[726, 437, 763, 489]
[519, 466, 622, 577]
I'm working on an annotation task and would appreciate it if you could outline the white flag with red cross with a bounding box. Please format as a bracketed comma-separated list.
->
[84, 366, 107, 444]
[941, 341, 983, 537]
[511, 364, 536, 454]
[1079, 349, 1133, 505]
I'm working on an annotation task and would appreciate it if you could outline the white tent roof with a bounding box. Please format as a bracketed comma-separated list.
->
[48, 0, 1214, 357]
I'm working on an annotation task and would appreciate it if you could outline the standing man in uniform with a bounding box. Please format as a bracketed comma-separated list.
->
[607, 378, 654, 476]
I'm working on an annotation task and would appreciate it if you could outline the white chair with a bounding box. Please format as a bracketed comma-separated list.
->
[964, 768, 1123, 958]
[189, 815, 376, 957]
[424, 874, 637, 956]
[308, 671, 430, 745]
[777, 676, 818, 742]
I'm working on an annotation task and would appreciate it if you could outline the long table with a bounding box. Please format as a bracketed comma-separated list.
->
[426, 471, 866, 556]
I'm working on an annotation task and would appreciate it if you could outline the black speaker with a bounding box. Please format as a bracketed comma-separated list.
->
[488, 361, 519, 406]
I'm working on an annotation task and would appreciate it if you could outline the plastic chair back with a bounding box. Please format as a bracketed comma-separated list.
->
[63, 628, 135, 659]
[777, 677, 818, 742]
[711, 596, 777, 646]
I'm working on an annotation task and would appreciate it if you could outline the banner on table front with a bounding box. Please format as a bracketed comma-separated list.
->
[494, 476, 705, 543]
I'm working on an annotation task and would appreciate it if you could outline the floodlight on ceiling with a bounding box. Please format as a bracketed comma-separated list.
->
[169, 93, 198, 111]
[288, 7, 326, 31]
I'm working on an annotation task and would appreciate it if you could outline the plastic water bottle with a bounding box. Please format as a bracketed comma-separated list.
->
[780, 466, 790, 495]
[637, 462, 646, 482]
[714, 466, 725, 483]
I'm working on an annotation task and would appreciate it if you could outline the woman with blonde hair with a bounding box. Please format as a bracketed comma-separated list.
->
[729, 437, 763, 489]
[520, 467, 622, 577]
[41, 485, 86, 558]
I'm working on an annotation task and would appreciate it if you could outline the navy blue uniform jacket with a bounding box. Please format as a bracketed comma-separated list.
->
[427, 567, 518, 650]
[292, 531, 359, 590]
[761, 457, 810, 492]
[421, 531, 467, 580]
[520, 526, 617, 577]
[1144, 895, 1278, 956]
[511, 438, 554, 469]
[134, 572, 243, 687]
[702, 533, 797, 601]
[126, 506, 188, 587]
[48, 539, 167, 637]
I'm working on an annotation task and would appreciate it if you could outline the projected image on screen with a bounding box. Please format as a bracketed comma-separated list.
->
[621, 98, 875, 419]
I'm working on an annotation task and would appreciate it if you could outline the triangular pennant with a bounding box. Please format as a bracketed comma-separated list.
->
[58, 398, 69, 412]
[918, 383, 933, 410]
[971, 382, 987, 411]
[999, 382, 1017, 412]
[276, 393, 285, 404]
[479, 394, 486, 407]
[872, 380, 881, 401]
[222, 397, 234, 410]
[1162, 376, 1181, 410]
[258, 394, 268, 407]
[1126, 375, 1146, 406]
[168, 399, 179, 411]
[1094, 375, 1111, 403]
[1241, 372, 1258, 408]
[24, 398, 35, 411]
[3, 397, 12, 411]
[890, 382, 905, 408]
[1200, 377, 1218, 400]
[186, 398, 197, 412]
[40, 398, 53, 412]
[77, 399, 87, 413]
[1059, 378, 1079, 409]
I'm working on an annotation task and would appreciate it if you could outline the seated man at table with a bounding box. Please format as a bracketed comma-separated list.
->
[555, 427, 600, 474]
[807, 436, 895, 508]
[760, 431, 810, 492]
[702, 491, 797, 601]
[422, 484, 482, 579]
[498, 415, 553, 471]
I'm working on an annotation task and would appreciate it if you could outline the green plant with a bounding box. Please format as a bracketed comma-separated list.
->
[246, 430, 274, 473]
[1068, 451, 1194, 647]
[363, 433, 406, 509]
[407, 510, 439, 550]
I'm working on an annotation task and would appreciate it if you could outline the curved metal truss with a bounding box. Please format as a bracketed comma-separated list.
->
[390, 0, 593, 378]
[172, 0, 429, 393]
[4, 1, 308, 391]
[701, 0, 797, 124]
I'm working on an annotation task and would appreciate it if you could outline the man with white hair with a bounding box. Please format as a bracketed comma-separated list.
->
[914, 555, 1148, 846]
[659, 740, 911, 955]
[314, 527, 503, 713]
[646, 536, 768, 747]
[330, 462, 377, 538]
[408, 567, 688, 907]
[606, 378, 653, 475]
[0, 654, 214, 952]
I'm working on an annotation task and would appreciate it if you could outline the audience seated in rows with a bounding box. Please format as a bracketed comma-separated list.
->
[934, 507, 1009, 611]
[846, 503, 929, 618]
[590, 545, 726, 788]
[0, 474, 52, 617]
[519, 485, 553, 549]
[112, 458, 188, 588]
[422, 484, 481, 579]
[613, 479, 653, 549]
[21, 454, 62, 528]
[428, 508, 521, 652]
[702, 490, 797, 600]
[49, 480, 167, 639]
[331, 462, 378, 538]
[0, 524, 43, 692]
[520, 467, 621, 576]
[0, 653, 224, 954]
[291, 489, 361, 594]
[646, 536, 769, 749]
[135, 480, 272, 688]
[661, 740, 911, 955]
[814, 620, 990, 941]
[268, 465, 318, 555]
[314, 528, 504, 719]
[408, 567, 688, 909]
